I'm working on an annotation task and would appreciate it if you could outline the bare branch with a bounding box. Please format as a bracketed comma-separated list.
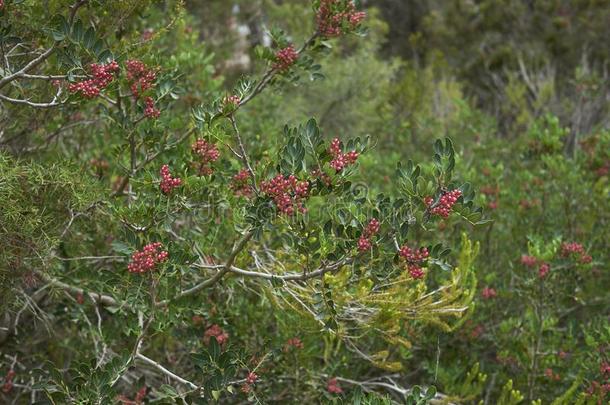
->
[136, 353, 199, 390]
[0, 46, 56, 90]
[161, 230, 254, 304]
[0, 93, 65, 108]
[229, 115, 258, 193]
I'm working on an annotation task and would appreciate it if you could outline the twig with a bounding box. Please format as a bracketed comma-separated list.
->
[194, 258, 351, 282]
[160, 230, 254, 304]
[229, 115, 258, 193]
[0, 93, 65, 108]
[136, 353, 199, 390]
[238, 33, 317, 108]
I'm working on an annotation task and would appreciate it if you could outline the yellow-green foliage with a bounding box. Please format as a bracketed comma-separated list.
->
[497, 380, 525, 405]
[267, 234, 479, 370]
[0, 154, 97, 309]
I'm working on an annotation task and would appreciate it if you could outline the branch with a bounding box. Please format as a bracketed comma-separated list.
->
[0, 46, 56, 90]
[238, 32, 318, 108]
[136, 353, 199, 390]
[21, 74, 86, 80]
[40, 274, 121, 308]
[229, 115, 258, 193]
[0, 0, 87, 90]
[0, 93, 65, 108]
[112, 127, 195, 197]
[194, 258, 351, 282]
[160, 230, 254, 305]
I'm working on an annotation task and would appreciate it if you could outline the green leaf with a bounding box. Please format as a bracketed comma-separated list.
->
[209, 336, 221, 361]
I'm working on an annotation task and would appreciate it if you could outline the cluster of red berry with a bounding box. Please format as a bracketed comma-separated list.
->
[241, 372, 258, 394]
[399, 244, 429, 279]
[481, 286, 497, 299]
[585, 360, 610, 398]
[68, 61, 119, 98]
[538, 262, 551, 278]
[425, 189, 462, 218]
[586, 380, 610, 399]
[316, 0, 366, 37]
[117, 386, 147, 405]
[520, 255, 551, 278]
[159, 164, 182, 194]
[520, 255, 537, 267]
[125, 59, 156, 98]
[357, 218, 380, 252]
[260, 174, 309, 216]
[326, 377, 343, 394]
[191, 139, 220, 176]
[143, 96, 160, 119]
[283, 337, 304, 351]
[2, 369, 15, 393]
[560, 242, 592, 264]
[231, 169, 253, 197]
[273, 45, 298, 71]
[204, 324, 229, 345]
[127, 242, 168, 273]
[329, 138, 358, 172]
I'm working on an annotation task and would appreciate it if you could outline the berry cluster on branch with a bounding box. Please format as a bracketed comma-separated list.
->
[357, 218, 379, 252]
[273, 45, 298, 71]
[329, 138, 358, 172]
[316, 0, 366, 37]
[425, 189, 462, 218]
[260, 174, 309, 216]
[191, 139, 220, 176]
[68, 61, 119, 98]
[399, 244, 430, 279]
[127, 242, 168, 273]
[159, 164, 182, 194]
[231, 169, 254, 197]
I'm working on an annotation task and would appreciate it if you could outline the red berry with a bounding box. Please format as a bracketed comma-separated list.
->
[144, 96, 160, 119]
[260, 174, 310, 216]
[326, 377, 343, 394]
[204, 324, 229, 345]
[273, 45, 298, 71]
[481, 287, 497, 299]
[159, 164, 182, 194]
[538, 262, 550, 278]
[329, 138, 358, 172]
[127, 242, 168, 274]
[316, 0, 366, 38]
[426, 189, 462, 218]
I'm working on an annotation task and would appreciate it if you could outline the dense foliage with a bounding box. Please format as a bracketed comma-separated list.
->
[0, 0, 608, 404]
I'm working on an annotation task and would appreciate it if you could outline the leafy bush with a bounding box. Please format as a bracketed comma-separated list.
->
[1, 0, 608, 404]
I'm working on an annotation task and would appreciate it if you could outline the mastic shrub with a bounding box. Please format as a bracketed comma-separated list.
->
[1, 1, 608, 404]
